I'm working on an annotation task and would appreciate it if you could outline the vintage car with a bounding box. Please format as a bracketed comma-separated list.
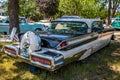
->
[111, 16, 120, 29]
[0, 17, 45, 35]
[0, 15, 7, 22]
[4, 18, 114, 71]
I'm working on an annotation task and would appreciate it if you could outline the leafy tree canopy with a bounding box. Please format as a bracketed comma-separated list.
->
[1, 0, 120, 21]
[58, 0, 107, 19]
[19, 0, 42, 21]
[35, 0, 60, 18]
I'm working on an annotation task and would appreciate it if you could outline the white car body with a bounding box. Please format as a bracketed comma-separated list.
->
[4, 18, 114, 71]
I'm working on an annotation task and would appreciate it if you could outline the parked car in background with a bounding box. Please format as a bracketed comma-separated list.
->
[0, 27, 18, 42]
[0, 17, 45, 35]
[4, 18, 114, 71]
[0, 15, 7, 22]
[111, 16, 120, 29]
[36, 19, 51, 31]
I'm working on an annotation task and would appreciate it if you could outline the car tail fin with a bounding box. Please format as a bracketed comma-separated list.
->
[10, 27, 17, 40]
[56, 41, 67, 50]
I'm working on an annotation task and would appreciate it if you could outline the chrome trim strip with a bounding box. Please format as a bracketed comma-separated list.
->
[18, 54, 30, 60]
[54, 55, 64, 61]
[55, 61, 63, 66]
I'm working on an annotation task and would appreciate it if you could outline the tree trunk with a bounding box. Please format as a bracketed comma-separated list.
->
[8, 0, 20, 34]
[112, 2, 119, 18]
[107, 0, 111, 26]
[112, 8, 116, 18]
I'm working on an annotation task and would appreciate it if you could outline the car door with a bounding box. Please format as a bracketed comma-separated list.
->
[91, 21, 106, 53]
[19, 20, 35, 33]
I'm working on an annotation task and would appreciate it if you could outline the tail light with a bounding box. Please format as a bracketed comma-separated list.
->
[56, 41, 67, 50]
[5, 47, 16, 55]
[31, 56, 51, 65]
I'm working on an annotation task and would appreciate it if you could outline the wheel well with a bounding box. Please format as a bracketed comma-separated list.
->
[0, 32, 7, 35]
[41, 39, 51, 48]
[3, 32, 7, 35]
[18, 33, 24, 41]
[111, 35, 115, 40]
[35, 28, 42, 31]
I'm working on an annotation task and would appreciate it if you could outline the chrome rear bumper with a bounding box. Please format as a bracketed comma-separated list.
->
[4, 44, 64, 71]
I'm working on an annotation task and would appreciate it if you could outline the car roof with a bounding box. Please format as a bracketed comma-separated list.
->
[60, 16, 81, 19]
[56, 18, 101, 21]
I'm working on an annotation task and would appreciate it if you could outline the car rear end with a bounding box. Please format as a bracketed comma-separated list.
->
[4, 42, 20, 57]
[30, 49, 64, 71]
[4, 46, 64, 71]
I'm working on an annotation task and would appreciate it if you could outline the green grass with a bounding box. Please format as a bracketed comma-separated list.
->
[0, 40, 120, 80]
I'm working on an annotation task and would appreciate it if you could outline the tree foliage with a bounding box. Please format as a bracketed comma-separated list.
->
[58, 0, 108, 19]
[19, 0, 42, 21]
[111, 0, 120, 17]
[106, 0, 120, 25]
[0, 0, 6, 6]
[0, 0, 8, 15]
[35, 0, 60, 18]
[2, 0, 120, 23]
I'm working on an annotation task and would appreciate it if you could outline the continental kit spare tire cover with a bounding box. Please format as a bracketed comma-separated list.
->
[20, 31, 41, 56]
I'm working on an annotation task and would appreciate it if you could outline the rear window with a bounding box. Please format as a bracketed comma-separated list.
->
[48, 21, 88, 33]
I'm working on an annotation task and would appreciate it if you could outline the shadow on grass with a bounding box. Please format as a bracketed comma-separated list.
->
[1, 41, 120, 80]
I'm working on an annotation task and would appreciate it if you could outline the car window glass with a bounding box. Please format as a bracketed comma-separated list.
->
[4, 18, 9, 23]
[19, 18, 26, 23]
[48, 21, 88, 34]
[115, 18, 120, 22]
[4, 17, 26, 23]
[92, 21, 103, 32]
